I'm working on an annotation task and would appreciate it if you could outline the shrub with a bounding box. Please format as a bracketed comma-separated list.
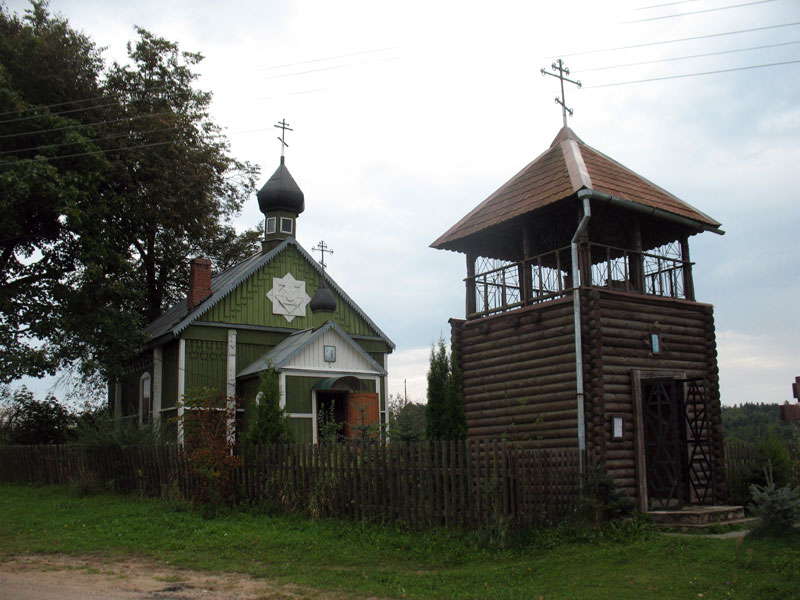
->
[181, 387, 242, 510]
[0, 386, 75, 444]
[748, 462, 800, 536]
[577, 465, 634, 526]
[242, 368, 290, 446]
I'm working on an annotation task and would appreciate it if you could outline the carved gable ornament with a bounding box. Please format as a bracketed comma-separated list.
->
[266, 272, 311, 322]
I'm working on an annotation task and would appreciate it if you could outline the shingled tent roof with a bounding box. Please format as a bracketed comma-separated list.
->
[431, 127, 722, 253]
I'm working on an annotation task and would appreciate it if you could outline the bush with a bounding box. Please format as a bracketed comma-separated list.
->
[0, 386, 75, 444]
[181, 387, 242, 511]
[577, 465, 634, 526]
[749, 462, 800, 536]
[388, 394, 426, 443]
[72, 405, 165, 449]
[242, 368, 290, 446]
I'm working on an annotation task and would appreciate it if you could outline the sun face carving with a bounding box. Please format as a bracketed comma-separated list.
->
[266, 273, 311, 322]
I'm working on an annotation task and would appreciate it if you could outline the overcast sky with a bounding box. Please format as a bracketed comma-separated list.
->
[8, 0, 800, 407]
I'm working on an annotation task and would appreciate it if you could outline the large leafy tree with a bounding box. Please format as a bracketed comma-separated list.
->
[0, 1, 110, 381]
[0, 3, 261, 383]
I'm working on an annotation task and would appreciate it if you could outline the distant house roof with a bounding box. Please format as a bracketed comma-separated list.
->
[431, 127, 722, 253]
[145, 238, 394, 349]
[237, 320, 386, 378]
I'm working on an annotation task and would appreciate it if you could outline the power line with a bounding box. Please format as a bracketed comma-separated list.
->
[634, 0, 708, 10]
[0, 126, 179, 156]
[0, 45, 408, 120]
[621, 0, 777, 25]
[580, 40, 800, 71]
[0, 140, 175, 168]
[0, 111, 176, 140]
[585, 58, 800, 87]
[553, 21, 800, 58]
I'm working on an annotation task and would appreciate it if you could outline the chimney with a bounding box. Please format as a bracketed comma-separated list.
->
[187, 258, 212, 310]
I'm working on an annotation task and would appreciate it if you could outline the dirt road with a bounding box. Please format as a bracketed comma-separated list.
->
[0, 554, 357, 600]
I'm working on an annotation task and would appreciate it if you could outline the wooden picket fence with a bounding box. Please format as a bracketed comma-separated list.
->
[724, 439, 800, 505]
[0, 440, 582, 528]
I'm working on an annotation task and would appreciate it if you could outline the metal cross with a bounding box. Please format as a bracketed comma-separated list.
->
[541, 59, 582, 128]
[312, 240, 334, 269]
[274, 118, 293, 156]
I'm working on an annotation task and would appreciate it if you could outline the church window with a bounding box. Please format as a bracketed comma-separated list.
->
[266, 217, 277, 234]
[280, 217, 293, 234]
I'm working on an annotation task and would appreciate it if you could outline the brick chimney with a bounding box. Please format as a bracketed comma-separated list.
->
[187, 258, 212, 310]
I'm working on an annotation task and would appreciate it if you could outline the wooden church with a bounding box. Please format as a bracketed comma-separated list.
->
[432, 125, 726, 510]
[112, 146, 394, 444]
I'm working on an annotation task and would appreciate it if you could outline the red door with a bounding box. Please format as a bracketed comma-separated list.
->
[344, 392, 379, 439]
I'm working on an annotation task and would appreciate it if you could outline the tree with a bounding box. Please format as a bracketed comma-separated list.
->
[425, 338, 467, 441]
[242, 368, 290, 445]
[0, 385, 75, 444]
[388, 393, 426, 443]
[0, 1, 110, 381]
[0, 3, 262, 383]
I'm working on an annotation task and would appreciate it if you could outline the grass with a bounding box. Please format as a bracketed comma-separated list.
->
[1, 483, 799, 599]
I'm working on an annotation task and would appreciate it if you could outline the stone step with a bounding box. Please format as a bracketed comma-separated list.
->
[649, 505, 750, 530]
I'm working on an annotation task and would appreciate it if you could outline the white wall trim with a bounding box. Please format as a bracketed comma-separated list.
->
[311, 390, 318, 444]
[138, 372, 151, 426]
[177, 338, 186, 445]
[226, 329, 237, 446]
[279, 371, 287, 409]
[114, 382, 122, 419]
[152, 347, 163, 424]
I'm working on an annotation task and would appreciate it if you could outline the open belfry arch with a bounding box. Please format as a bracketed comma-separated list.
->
[113, 120, 394, 445]
[432, 81, 726, 509]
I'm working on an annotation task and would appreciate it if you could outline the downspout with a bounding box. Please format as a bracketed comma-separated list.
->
[572, 191, 592, 474]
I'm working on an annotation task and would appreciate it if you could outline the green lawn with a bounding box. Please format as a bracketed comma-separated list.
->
[1, 483, 798, 599]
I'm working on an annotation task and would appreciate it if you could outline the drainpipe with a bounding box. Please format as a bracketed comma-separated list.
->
[572, 191, 592, 474]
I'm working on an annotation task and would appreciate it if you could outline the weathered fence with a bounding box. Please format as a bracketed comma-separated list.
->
[724, 440, 800, 504]
[0, 440, 582, 528]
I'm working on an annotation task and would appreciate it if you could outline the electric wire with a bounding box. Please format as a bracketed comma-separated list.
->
[620, 0, 777, 25]
[0, 126, 179, 156]
[580, 39, 800, 71]
[0, 111, 175, 140]
[553, 21, 800, 58]
[634, 0, 711, 9]
[585, 58, 800, 87]
[0, 140, 175, 168]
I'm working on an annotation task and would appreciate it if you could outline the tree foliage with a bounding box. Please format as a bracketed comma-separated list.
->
[0, 2, 261, 382]
[242, 368, 290, 445]
[722, 403, 800, 445]
[388, 393, 426, 443]
[0, 385, 75, 444]
[425, 338, 466, 441]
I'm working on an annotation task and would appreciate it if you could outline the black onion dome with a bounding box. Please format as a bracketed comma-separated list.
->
[310, 279, 337, 313]
[257, 156, 305, 215]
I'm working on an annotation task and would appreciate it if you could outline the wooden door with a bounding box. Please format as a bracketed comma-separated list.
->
[642, 378, 688, 509]
[344, 392, 379, 439]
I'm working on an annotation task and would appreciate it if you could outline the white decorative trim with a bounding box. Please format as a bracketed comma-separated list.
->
[266, 272, 310, 323]
[279, 371, 287, 409]
[226, 329, 237, 446]
[280, 217, 293, 234]
[266, 217, 276, 234]
[152, 347, 163, 424]
[177, 338, 186, 445]
[311, 391, 319, 444]
[287, 412, 313, 418]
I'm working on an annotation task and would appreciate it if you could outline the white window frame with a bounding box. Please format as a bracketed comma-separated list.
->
[139, 372, 152, 426]
[266, 217, 277, 235]
[280, 217, 293, 235]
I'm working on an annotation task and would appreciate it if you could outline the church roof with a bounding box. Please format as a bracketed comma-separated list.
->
[257, 156, 305, 215]
[431, 127, 722, 253]
[236, 320, 386, 378]
[144, 238, 394, 349]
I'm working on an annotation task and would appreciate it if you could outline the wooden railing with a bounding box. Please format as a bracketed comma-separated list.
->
[0, 441, 582, 529]
[466, 243, 693, 318]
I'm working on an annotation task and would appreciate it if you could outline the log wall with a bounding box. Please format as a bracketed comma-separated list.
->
[587, 289, 724, 501]
[451, 297, 579, 449]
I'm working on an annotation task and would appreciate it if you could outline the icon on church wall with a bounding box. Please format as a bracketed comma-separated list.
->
[324, 345, 336, 362]
[266, 272, 311, 322]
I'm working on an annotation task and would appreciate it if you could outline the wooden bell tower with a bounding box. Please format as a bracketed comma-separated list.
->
[432, 126, 726, 510]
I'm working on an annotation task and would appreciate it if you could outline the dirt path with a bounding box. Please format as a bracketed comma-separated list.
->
[0, 554, 366, 600]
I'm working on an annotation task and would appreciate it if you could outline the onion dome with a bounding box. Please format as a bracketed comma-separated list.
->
[310, 278, 337, 313]
[257, 156, 305, 216]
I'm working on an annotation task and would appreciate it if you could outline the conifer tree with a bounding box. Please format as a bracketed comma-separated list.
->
[425, 338, 466, 441]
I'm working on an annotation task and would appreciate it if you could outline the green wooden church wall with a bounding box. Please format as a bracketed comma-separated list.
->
[198, 245, 380, 338]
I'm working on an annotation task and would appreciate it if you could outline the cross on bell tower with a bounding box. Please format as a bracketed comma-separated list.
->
[274, 118, 293, 157]
[541, 59, 582, 128]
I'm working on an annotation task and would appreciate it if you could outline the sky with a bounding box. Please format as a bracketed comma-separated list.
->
[7, 0, 800, 407]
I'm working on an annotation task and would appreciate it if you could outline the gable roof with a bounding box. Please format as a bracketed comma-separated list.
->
[237, 320, 386, 378]
[145, 238, 394, 349]
[431, 127, 722, 252]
